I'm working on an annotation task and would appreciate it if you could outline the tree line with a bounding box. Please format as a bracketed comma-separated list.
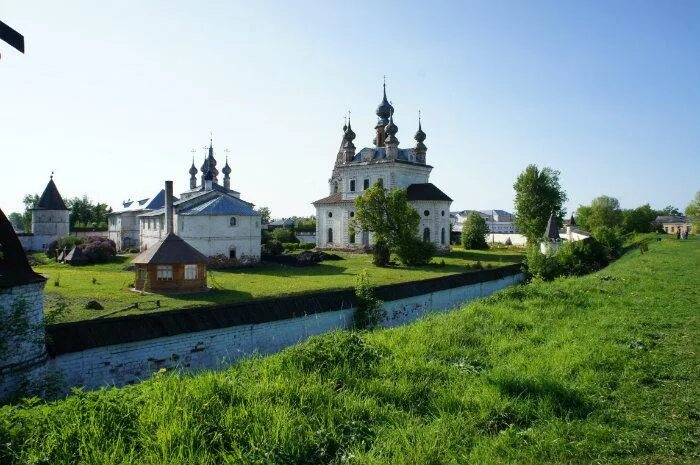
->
[9, 194, 112, 232]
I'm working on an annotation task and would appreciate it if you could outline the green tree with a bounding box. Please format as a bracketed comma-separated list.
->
[513, 164, 567, 243]
[621, 204, 657, 233]
[256, 207, 271, 225]
[271, 227, 298, 243]
[576, 195, 622, 232]
[685, 190, 700, 234]
[8, 212, 24, 231]
[293, 216, 317, 232]
[353, 181, 432, 266]
[21, 193, 40, 231]
[66, 196, 111, 228]
[659, 205, 682, 217]
[461, 212, 489, 249]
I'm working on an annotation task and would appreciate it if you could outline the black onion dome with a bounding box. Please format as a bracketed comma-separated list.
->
[414, 121, 426, 143]
[204, 169, 214, 181]
[189, 160, 198, 176]
[385, 114, 398, 136]
[222, 159, 232, 176]
[375, 84, 393, 120]
[344, 121, 356, 142]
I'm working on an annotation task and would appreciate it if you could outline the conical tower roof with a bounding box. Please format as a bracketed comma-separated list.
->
[544, 211, 560, 240]
[36, 177, 68, 210]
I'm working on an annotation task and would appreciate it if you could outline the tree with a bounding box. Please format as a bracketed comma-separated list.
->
[353, 181, 432, 266]
[513, 164, 567, 243]
[256, 207, 271, 225]
[21, 193, 40, 231]
[66, 196, 111, 229]
[685, 190, 700, 234]
[576, 195, 622, 232]
[461, 212, 489, 249]
[293, 216, 316, 232]
[8, 212, 24, 231]
[660, 205, 682, 217]
[621, 204, 657, 233]
[271, 227, 298, 243]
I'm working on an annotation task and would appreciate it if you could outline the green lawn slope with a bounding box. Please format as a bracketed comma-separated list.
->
[2, 236, 698, 464]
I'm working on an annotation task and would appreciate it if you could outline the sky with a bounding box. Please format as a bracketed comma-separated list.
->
[1, 0, 699, 219]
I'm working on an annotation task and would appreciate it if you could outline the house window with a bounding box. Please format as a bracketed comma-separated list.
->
[349, 211, 354, 218]
[184, 264, 198, 280]
[441, 210, 445, 217]
[349, 230, 355, 243]
[423, 228, 430, 242]
[328, 212, 333, 218]
[230, 217, 237, 227]
[137, 267, 147, 280]
[229, 249, 236, 259]
[350, 180, 356, 192]
[157, 265, 173, 280]
[363, 179, 370, 190]
[327, 228, 333, 243]
[441, 228, 446, 244]
[377, 178, 384, 187]
[424, 210, 430, 217]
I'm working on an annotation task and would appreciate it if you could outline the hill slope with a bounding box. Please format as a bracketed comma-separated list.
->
[2, 236, 698, 464]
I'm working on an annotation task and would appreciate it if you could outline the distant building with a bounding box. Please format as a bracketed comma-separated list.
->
[313, 83, 452, 250]
[655, 216, 691, 235]
[108, 190, 171, 251]
[451, 209, 517, 234]
[17, 175, 70, 252]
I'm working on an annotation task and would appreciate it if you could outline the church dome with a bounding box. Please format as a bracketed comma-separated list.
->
[222, 160, 232, 176]
[189, 161, 198, 176]
[385, 115, 398, 136]
[375, 84, 393, 121]
[414, 122, 426, 143]
[344, 121, 356, 142]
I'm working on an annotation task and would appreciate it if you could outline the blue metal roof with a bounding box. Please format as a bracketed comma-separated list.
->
[179, 195, 257, 216]
[351, 147, 417, 163]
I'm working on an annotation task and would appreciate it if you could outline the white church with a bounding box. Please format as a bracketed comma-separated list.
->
[313, 83, 452, 251]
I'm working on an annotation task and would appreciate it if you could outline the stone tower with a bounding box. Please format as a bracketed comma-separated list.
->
[31, 175, 70, 251]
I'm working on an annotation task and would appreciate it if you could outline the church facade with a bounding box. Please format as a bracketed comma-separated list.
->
[138, 141, 262, 262]
[313, 84, 452, 251]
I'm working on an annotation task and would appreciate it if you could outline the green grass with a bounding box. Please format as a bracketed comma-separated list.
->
[2, 236, 697, 464]
[35, 247, 523, 322]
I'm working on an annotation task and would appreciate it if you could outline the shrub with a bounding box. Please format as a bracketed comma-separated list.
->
[592, 226, 623, 261]
[262, 239, 283, 256]
[354, 270, 384, 329]
[395, 237, 436, 266]
[47, 236, 85, 258]
[523, 245, 562, 281]
[80, 236, 116, 263]
[281, 242, 315, 252]
[372, 240, 390, 267]
[461, 212, 489, 250]
[556, 239, 607, 276]
[271, 228, 299, 244]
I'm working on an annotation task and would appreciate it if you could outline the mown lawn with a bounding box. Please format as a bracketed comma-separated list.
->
[2, 236, 697, 464]
[34, 246, 523, 322]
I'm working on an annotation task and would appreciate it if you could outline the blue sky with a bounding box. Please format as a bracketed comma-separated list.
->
[1, 0, 698, 218]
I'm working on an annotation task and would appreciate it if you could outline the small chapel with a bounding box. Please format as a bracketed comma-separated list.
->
[313, 83, 453, 251]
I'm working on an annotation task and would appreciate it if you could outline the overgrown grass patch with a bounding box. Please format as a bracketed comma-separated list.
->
[1, 236, 697, 464]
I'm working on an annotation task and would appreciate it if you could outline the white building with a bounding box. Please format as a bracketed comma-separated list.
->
[313, 84, 452, 251]
[18, 175, 70, 251]
[138, 141, 262, 262]
[108, 190, 170, 251]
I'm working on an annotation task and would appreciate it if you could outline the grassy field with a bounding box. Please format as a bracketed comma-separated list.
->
[34, 247, 523, 322]
[2, 236, 697, 464]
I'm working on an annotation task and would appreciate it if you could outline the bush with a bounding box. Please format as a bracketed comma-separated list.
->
[556, 239, 608, 276]
[592, 226, 623, 261]
[281, 242, 315, 252]
[372, 240, 390, 267]
[47, 236, 85, 258]
[395, 237, 436, 266]
[271, 228, 299, 244]
[80, 236, 117, 263]
[523, 245, 562, 281]
[461, 212, 489, 250]
[262, 239, 283, 256]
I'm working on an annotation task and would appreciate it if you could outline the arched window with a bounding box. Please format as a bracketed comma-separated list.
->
[350, 180, 356, 192]
[349, 230, 355, 243]
[229, 248, 236, 259]
[423, 228, 430, 242]
[424, 210, 430, 217]
[328, 211, 333, 218]
[441, 228, 445, 244]
[327, 228, 333, 244]
[229, 217, 237, 227]
[349, 211, 354, 218]
[441, 210, 445, 217]
[333, 181, 339, 193]
[377, 178, 384, 187]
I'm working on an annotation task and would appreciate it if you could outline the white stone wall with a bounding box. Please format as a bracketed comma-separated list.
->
[178, 215, 261, 259]
[0, 281, 48, 398]
[42, 272, 523, 392]
[413, 200, 452, 250]
[29, 209, 69, 251]
[108, 211, 141, 251]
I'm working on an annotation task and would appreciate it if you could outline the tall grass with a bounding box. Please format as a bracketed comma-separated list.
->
[1, 236, 697, 464]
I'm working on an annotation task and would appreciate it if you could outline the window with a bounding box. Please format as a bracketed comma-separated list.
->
[350, 180, 356, 192]
[229, 249, 236, 259]
[363, 179, 370, 190]
[377, 178, 384, 187]
[349, 230, 355, 243]
[327, 228, 333, 243]
[157, 265, 173, 281]
[328, 212, 333, 218]
[137, 267, 147, 280]
[349, 211, 354, 218]
[230, 217, 237, 227]
[424, 210, 430, 217]
[441, 228, 446, 244]
[184, 264, 198, 280]
[441, 210, 445, 217]
[423, 228, 430, 242]
[333, 181, 339, 193]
